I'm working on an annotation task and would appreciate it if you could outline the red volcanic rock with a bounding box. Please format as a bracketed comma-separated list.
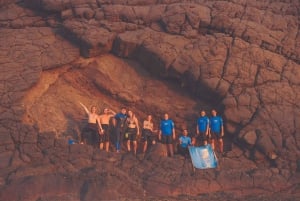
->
[0, 0, 300, 200]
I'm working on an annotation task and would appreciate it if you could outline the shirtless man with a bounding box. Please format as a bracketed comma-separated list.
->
[98, 108, 116, 152]
[79, 102, 103, 147]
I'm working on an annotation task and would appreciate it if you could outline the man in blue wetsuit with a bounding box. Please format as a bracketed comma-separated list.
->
[196, 110, 210, 146]
[159, 113, 176, 157]
[114, 107, 127, 153]
[209, 109, 224, 154]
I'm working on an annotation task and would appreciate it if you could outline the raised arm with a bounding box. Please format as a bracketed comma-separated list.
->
[79, 102, 89, 115]
[108, 109, 116, 116]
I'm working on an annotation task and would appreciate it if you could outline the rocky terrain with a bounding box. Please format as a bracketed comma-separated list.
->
[0, 0, 300, 200]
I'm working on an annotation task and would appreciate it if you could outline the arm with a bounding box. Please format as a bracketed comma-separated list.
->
[221, 117, 224, 136]
[172, 128, 176, 140]
[97, 116, 103, 133]
[158, 130, 161, 140]
[150, 122, 154, 132]
[188, 138, 192, 146]
[179, 137, 182, 145]
[135, 117, 140, 135]
[109, 109, 116, 115]
[79, 102, 89, 115]
[206, 118, 209, 136]
[172, 121, 176, 140]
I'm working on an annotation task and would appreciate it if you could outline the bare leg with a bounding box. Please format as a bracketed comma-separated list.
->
[143, 141, 148, 153]
[99, 143, 104, 150]
[127, 140, 131, 152]
[105, 142, 109, 152]
[211, 139, 215, 150]
[133, 141, 137, 155]
[168, 144, 174, 157]
[219, 139, 223, 153]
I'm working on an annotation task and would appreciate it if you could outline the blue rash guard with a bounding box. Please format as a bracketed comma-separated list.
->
[115, 113, 127, 128]
[197, 116, 209, 133]
[210, 116, 223, 133]
[160, 119, 174, 136]
[179, 136, 192, 148]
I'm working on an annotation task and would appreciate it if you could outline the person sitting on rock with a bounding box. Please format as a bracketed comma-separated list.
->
[178, 128, 192, 157]
[195, 110, 210, 146]
[114, 107, 127, 153]
[159, 113, 176, 157]
[141, 114, 156, 154]
[79, 102, 103, 148]
[209, 109, 224, 154]
[125, 110, 140, 155]
[98, 108, 116, 152]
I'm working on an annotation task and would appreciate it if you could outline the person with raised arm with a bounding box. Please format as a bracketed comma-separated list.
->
[98, 108, 116, 152]
[79, 102, 103, 147]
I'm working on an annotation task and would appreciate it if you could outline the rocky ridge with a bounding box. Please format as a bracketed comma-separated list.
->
[0, 0, 300, 200]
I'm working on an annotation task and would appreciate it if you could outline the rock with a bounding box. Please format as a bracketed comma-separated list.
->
[255, 129, 276, 158]
[240, 130, 257, 146]
[0, 0, 300, 200]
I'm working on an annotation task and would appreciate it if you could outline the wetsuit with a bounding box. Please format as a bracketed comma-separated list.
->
[114, 113, 127, 151]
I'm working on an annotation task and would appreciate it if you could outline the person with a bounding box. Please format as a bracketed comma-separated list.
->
[125, 110, 140, 155]
[114, 107, 127, 153]
[141, 115, 156, 154]
[79, 102, 103, 148]
[178, 129, 192, 157]
[209, 109, 224, 154]
[109, 116, 118, 150]
[159, 113, 176, 157]
[196, 110, 210, 146]
[98, 108, 116, 152]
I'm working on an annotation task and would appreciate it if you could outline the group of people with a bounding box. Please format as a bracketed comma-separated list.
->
[79, 103, 156, 155]
[79, 102, 224, 157]
[158, 109, 224, 157]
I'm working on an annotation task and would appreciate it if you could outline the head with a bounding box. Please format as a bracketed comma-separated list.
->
[91, 106, 97, 113]
[164, 113, 169, 120]
[200, 110, 206, 117]
[121, 107, 126, 114]
[127, 110, 133, 117]
[147, 115, 152, 121]
[103, 108, 109, 114]
[183, 129, 188, 136]
[211, 109, 217, 116]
